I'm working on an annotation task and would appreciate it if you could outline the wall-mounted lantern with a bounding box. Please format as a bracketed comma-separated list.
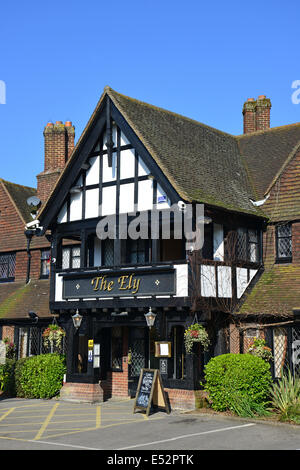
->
[144, 307, 156, 329]
[72, 309, 83, 330]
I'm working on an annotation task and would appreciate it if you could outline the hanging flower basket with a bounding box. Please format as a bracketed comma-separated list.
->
[42, 324, 66, 349]
[184, 323, 210, 354]
[247, 338, 273, 362]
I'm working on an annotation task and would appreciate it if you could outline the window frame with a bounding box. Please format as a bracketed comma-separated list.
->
[126, 238, 150, 265]
[61, 245, 81, 270]
[225, 228, 261, 264]
[0, 252, 16, 283]
[40, 249, 51, 279]
[275, 223, 292, 264]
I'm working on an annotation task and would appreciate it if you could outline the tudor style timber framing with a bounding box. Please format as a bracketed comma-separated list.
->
[24, 85, 300, 405]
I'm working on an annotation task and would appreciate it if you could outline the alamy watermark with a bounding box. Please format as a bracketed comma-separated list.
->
[291, 80, 300, 104]
[96, 203, 206, 252]
[0, 80, 6, 104]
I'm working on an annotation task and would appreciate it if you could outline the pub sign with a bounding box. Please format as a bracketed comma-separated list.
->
[62, 268, 176, 299]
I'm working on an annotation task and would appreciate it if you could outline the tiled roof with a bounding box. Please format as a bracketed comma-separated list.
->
[108, 88, 262, 216]
[1, 179, 36, 223]
[0, 280, 51, 320]
[238, 265, 300, 317]
[38, 86, 300, 224]
[38, 87, 266, 222]
[237, 123, 300, 200]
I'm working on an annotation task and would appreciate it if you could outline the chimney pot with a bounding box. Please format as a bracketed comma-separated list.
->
[65, 121, 72, 127]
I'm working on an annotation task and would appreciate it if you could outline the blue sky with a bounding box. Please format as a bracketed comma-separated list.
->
[0, 0, 300, 188]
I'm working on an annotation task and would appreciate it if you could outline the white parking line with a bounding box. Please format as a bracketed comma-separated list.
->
[117, 423, 257, 449]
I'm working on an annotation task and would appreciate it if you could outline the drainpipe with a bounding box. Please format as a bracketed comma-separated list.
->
[25, 230, 34, 284]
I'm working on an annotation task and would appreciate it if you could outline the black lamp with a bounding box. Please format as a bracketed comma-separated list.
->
[72, 309, 83, 329]
[144, 307, 156, 329]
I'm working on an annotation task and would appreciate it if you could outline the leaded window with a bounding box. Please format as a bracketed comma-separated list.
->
[102, 239, 114, 266]
[40, 249, 50, 278]
[62, 246, 81, 269]
[276, 223, 292, 262]
[0, 252, 16, 282]
[234, 228, 260, 263]
[126, 239, 149, 264]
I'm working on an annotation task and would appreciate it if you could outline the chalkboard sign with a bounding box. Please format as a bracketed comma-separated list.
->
[133, 369, 170, 416]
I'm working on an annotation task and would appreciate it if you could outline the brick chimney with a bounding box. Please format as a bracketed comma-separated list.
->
[255, 95, 272, 132]
[242, 98, 256, 134]
[242, 95, 271, 134]
[37, 121, 75, 203]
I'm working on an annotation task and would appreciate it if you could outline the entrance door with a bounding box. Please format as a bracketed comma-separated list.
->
[128, 327, 148, 397]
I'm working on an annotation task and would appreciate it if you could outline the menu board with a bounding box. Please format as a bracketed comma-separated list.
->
[133, 369, 170, 416]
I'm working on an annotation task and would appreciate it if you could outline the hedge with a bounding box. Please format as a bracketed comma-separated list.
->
[0, 359, 16, 396]
[14, 354, 66, 399]
[203, 353, 272, 411]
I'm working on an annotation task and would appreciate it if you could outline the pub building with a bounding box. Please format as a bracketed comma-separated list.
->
[32, 87, 265, 409]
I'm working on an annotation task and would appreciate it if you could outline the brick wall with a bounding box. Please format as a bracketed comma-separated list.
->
[165, 388, 207, 410]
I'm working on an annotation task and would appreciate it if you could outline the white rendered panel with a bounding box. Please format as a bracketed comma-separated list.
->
[86, 156, 99, 186]
[236, 268, 258, 298]
[55, 274, 64, 302]
[57, 202, 67, 223]
[218, 266, 232, 298]
[102, 186, 116, 216]
[119, 183, 135, 214]
[69, 192, 82, 221]
[213, 223, 224, 261]
[121, 131, 130, 146]
[102, 153, 117, 182]
[138, 156, 150, 176]
[120, 148, 135, 180]
[85, 188, 99, 219]
[236, 267, 248, 299]
[174, 264, 188, 297]
[201, 265, 216, 297]
[138, 179, 153, 211]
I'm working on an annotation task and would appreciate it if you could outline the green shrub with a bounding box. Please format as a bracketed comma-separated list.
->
[14, 357, 29, 397]
[0, 359, 16, 396]
[203, 353, 272, 412]
[270, 368, 300, 422]
[229, 391, 271, 418]
[14, 354, 66, 399]
[281, 402, 300, 424]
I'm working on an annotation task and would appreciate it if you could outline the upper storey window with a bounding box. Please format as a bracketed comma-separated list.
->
[276, 223, 292, 263]
[40, 249, 51, 278]
[62, 246, 81, 270]
[224, 227, 260, 264]
[0, 252, 16, 282]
